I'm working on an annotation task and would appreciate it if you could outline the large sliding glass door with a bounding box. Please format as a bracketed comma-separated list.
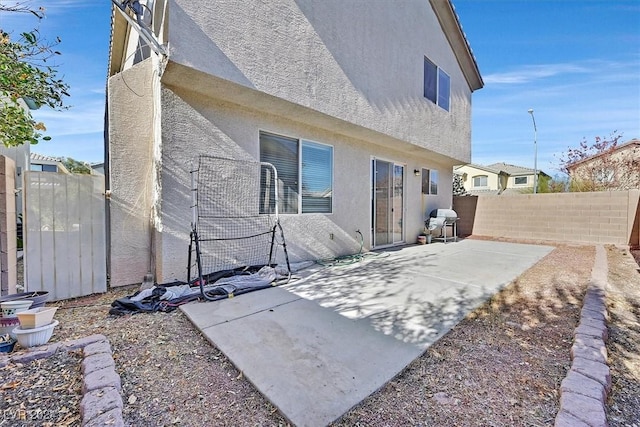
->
[372, 159, 404, 247]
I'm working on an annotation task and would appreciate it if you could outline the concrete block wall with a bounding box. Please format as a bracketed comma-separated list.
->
[453, 190, 640, 246]
[0, 156, 17, 295]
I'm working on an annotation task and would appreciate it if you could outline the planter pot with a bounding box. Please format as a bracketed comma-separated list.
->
[0, 317, 21, 339]
[17, 307, 58, 329]
[13, 320, 59, 348]
[0, 337, 17, 353]
[0, 291, 50, 309]
[1, 300, 33, 319]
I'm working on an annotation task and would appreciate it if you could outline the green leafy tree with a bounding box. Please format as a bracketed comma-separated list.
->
[519, 174, 568, 194]
[536, 175, 568, 193]
[0, 3, 70, 146]
[61, 157, 91, 174]
[452, 173, 468, 196]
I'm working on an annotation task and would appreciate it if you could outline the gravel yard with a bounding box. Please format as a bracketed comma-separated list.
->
[605, 245, 640, 426]
[1, 243, 638, 426]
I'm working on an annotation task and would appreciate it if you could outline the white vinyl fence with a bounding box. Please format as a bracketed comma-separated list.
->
[24, 172, 107, 300]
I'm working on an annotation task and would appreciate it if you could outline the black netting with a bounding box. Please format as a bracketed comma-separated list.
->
[188, 156, 290, 286]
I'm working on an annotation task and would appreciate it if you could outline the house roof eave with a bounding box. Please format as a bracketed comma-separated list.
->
[429, 0, 484, 92]
[456, 163, 503, 175]
[566, 139, 640, 171]
[108, 6, 129, 77]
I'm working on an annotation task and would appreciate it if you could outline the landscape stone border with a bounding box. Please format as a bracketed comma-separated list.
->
[0, 334, 124, 427]
[555, 245, 610, 427]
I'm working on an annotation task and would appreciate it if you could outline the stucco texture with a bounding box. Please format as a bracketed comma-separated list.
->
[108, 61, 156, 286]
[166, 0, 472, 163]
[108, 1, 478, 284]
[155, 87, 453, 282]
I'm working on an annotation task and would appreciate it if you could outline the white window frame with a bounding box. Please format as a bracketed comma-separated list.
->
[259, 131, 334, 215]
[473, 175, 488, 188]
[421, 168, 438, 195]
[514, 176, 528, 186]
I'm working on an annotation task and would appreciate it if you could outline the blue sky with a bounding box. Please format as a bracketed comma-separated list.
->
[454, 0, 640, 176]
[1, 0, 111, 163]
[2, 0, 639, 176]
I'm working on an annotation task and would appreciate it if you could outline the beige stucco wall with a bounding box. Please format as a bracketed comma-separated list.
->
[456, 165, 500, 192]
[453, 190, 640, 246]
[107, 60, 157, 286]
[166, 0, 473, 165]
[0, 144, 28, 219]
[108, 1, 478, 284]
[0, 156, 17, 295]
[155, 86, 453, 282]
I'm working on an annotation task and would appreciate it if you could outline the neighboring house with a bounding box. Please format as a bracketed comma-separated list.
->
[90, 162, 105, 175]
[106, 0, 483, 286]
[30, 153, 70, 174]
[455, 162, 549, 195]
[566, 138, 640, 191]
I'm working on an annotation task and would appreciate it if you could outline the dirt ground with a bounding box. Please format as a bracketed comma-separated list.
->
[605, 246, 640, 426]
[334, 244, 593, 426]
[1, 244, 638, 426]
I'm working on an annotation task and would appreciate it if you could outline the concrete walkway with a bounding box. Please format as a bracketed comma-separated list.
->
[181, 239, 554, 426]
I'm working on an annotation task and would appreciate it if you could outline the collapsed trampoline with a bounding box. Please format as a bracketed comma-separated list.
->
[109, 156, 292, 315]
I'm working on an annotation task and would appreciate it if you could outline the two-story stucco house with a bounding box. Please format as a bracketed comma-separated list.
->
[106, 0, 483, 286]
[455, 162, 549, 195]
[566, 138, 640, 191]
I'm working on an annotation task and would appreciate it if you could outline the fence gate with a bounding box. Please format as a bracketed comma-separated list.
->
[24, 172, 107, 300]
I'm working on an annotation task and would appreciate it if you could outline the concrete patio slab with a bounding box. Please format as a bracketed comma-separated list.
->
[181, 239, 553, 426]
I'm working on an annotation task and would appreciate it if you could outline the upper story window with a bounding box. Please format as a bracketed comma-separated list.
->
[424, 57, 450, 111]
[260, 132, 333, 215]
[473, 175, 488, 188]
[421, 168, 438, 195]
[514, 176, 528, 185]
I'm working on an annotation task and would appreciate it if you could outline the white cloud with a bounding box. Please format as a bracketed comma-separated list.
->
[470, 56, 640, 174]
[483, 63, 592, 85]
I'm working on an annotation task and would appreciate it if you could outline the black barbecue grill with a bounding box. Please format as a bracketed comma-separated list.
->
[425, 209, 459, 243]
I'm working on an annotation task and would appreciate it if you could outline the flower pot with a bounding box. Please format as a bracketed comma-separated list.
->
[0, 291, 50, 309]
[1, 300, 33, 319]
[0, 317, 21, 339]
[17, 307, 58, 329]
[0, 337, 17, 353]
[13, 320, 59, 348]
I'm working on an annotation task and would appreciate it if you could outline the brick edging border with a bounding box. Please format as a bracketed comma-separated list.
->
[555, 245, 610, 427]
[0, 334, 124, 427]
